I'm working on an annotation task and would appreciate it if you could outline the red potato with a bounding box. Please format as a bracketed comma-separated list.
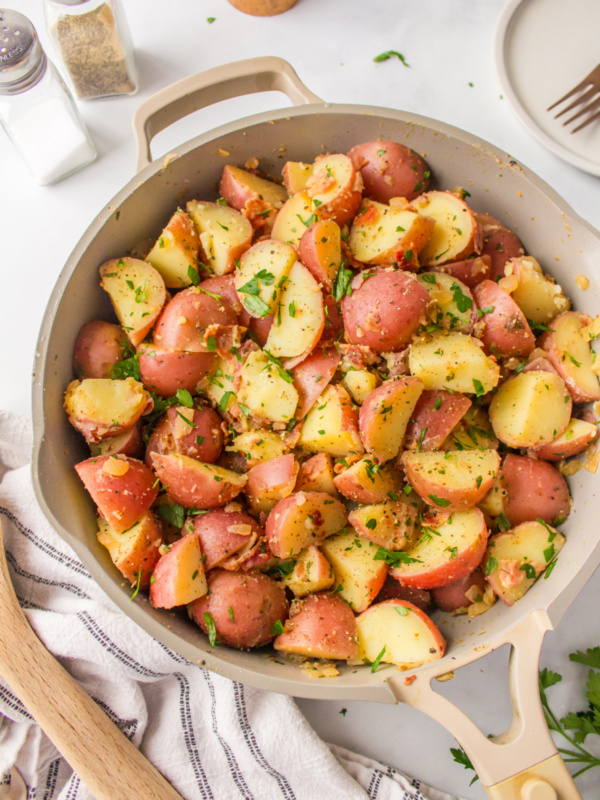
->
[90, 424, 143, 459]
[273, 593, 358, 660]
[403, 390, 472, 451]
[305, 153, 363, 225]
[219, 164, 288, 230]
[76, 455, 158, 534]
[474, 213, 525, 281]
[295, 453, 338, 496]
[392, 508, 489, 590]
[150, 453, 247, 509]
[320, 295, 344, 343]
[186, 200, 253, 276]
[348, 498, 419, 550]
[221, 537, 275, 573]
[72, 320, 127, 380]
[247, 314, 274, 347]
[538, 311, 600, 403]
[298, 219, 342, 292]
[375, 576, 432, 612]
[199, 273, 244, 315]
[401, 449, 500, 511]
[64, 377, 151, 443]
[137, 346, 215, 398]
[96, 511, 163, 587]
[347, 140, 431, 203]
[246, 454, 299, 514]
[145, 405, 224, 467]
[342, 271, 430, 353]
[320, 530, 388, 613]
[529, 418, 598, 461]
[432, 255, 491, 289]
[187, 509, 261, 571]
[501, 454, 571, 527]
[189, 569, 289, 649]
[473, 280, 535, 358]
[282, 161, 313, 194]
[298, 383, 364, 457]
[283, 545, 335, 596]
[145, 209, 201, 289]
[359, 377, 424, 462]
[149, 533, 207, 609]
[508, 256, 570, 325]
[430, 567, 487, 612]
[153, 286, 238, 353]
[413, 192, 482, 267]
[265, 491, 348, 559]
[271, 191, 324, 248]
[333, 458, 401, 504]
[291, 344, 341, 419]
[356, 599, 446, 669]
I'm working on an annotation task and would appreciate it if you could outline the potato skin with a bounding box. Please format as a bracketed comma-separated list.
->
[189, 509, 261, 570]
[145, 405, 224, 467]
[432, 255, 491, 289]
[189, 569, 289, 649]
[473, 280, 535, 358]
[273, 593, 358, 660]
[431, 568, 486, 612]
[154, 286, 238, 352]
[73, 320, 127, 380]
[501, 454, 571, 527]
[375, 575, 432, 612]
[138, 346, 215, 397]
[348, 140, 431, 203]
[474, 213, 525, 281]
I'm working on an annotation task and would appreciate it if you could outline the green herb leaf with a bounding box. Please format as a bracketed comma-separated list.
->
[428, 494, 450, 507]
[370, 645, 387, 673]
[203, 612, 217, 646]
[176, 388, 194, 408]
[332, 261, 353, 302]
[130, 569, 143, 601]
[373, 547, 421, 568]
[373, 50, 410, 67]
[472, 378, 485, 397]
[270, 619, 285, 636]
[450, 746, 479, 785]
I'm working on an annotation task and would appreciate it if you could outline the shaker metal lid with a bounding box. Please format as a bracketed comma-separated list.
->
[0, 9, 47, 94]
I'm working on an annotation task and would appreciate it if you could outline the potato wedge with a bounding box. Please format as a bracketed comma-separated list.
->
[295, 453, 338, 496]
[72, 320, 127, 380]
[509, 256, 570, 325]
[234, 239, 297, 319]
[97, 511, 163, 587]
[333, 457, 401, 504]
[64, 377, 150, 443]
[348, 498, 419, 550]
[413, 191, 481, 266]
[219, 164, 287, 229]
[403, 389, 472, 451]
[443, 405, 498, 451]
[153, 285, 238, 353]
[321, 529, 388, 613]
[501, 454, 571, 527]
[348, 198, 435, 265]
[150, 453, 247, 509]
[539, 311, 600, 402]
[359, 377, 424, 462]
[282, 161, 313, 194]
[530, 418, 598, 461]
[408, 331, 500, 395]
[246, 454, 299, 514]
[298, 384, 364, 457]
[138, 346, 214, 398]
[282, 545, 335, 597]
[341, 368, 380, 405]
[186, 200, 253, 275]
[145, 209, 201, 288]
[473, 279, 535, 358]
[149, 533, 207, 609]
[417, 272, 474, 334]
[225, 430, 288, 468]
[298, 219, 342, 292]
[305, 153, 362, 225]
[265, 491, 348, 558]
[188, 509, 261, 571]
[271, 191, 323, 248]
[291, 344, 341, 419]
[237, 350, 299, 425]
[474, 213, 524, 281]
[348, 140, 431, 204]
[274, 593, 358, 660]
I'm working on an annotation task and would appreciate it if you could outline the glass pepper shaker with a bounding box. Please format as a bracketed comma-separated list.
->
[0, 9, 97, 185]
[44, 0, 138, 100]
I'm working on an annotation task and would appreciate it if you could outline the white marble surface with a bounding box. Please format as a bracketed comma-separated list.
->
[1, 1, 599, 797]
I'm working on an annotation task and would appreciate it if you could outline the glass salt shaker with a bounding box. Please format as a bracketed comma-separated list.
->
[0, 9, 97, 185]
[44, 0, 138, 100]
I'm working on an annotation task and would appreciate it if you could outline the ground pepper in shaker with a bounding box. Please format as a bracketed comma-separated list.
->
[44, 0, 138, 100]
[0, 9, 97, 185]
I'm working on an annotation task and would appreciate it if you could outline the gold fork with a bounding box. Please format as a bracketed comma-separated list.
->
[547, 62, 600, 133]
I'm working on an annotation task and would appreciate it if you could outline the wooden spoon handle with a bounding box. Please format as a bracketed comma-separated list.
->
[0, 521, 183, 800]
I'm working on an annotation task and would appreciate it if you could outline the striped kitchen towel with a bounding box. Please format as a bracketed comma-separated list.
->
[0, 410, 463, 800]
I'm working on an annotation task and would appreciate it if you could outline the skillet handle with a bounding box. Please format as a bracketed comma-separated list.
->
[386, 610, 582, 800]
[132, 56, 322, 172]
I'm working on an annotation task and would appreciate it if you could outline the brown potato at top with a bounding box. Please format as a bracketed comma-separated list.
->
[72, 320, 127, 380]
[347, 140, 431, 203]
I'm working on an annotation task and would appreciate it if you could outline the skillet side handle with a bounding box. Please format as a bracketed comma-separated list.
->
[132, 56, 323, 172]
[387, 610, 582, 800]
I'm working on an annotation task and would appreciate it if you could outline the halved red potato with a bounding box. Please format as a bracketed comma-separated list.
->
[305, 154, 363, 225]
[189, 569, 288, 649]
[237, 350, 299, 426]
[219, 164, 288, 230]
[274, 593, 358, 660]
[417, 272, 475, 334]
[271, 191, 324, 248]
[282, 161, 313, 194]
[89, 424, 143, 459]
[203, 354, 238, 411]
[186, 200, 253, 275]
[225, 430, 287, 469]
[298, 384, 364, 457]
[64, 377, 151, 443]
[443, 405, 498, 451]
[234, 239, 297, 319]
[538, 311, 600, 402]
[137, 346, 215, 397]
[292, 345, 341, 419]
[348, 498, 419, 550]
[408, 331, 501, 395]
[342, 270, 430, 353]
[375, 576, 432, 612]
[199, 273, 244, 315]
[97, 511, 163, 587]
[150, 453, 247, 509]
[530, 418, 598, 461]
[484, 520, 566, 606]
[265, 491, 347, 559]
[333, 457, 401, 504]
[392, 508, 489, 589]
[341, 368, 380, 405]
[432, 255, 491, 289]
[188, 509, 261, 570]
[298, 219, 342, 292]
[430, 567, 488, 613]
[149, 533, 207, 609]
[501, 454, 571, 527]
[356, 599, 446, 669]
[153, 286, 238, 353]
[264, 261, 325, 361]
[321, 529, 388, 613]
[403, 390, 472, 451]
[413, 192, 481, 266]
[347, 140, 431, 203]
[76, 455, 158, 534]
[99, 258, 167, 347]
[144, 405, 224, 467]
[488, 370, 572, 448]
[401, 449, 500, 511]
[248, 314, 274, 346]
[508, 256, 570, 324]
[348, 199, 435, 266]
[473, 280, 535, 358]
[246, 454, 299, 514]
[282, 545, 335, 597]
[295, 453, 338, 496]
[72, 320, 127, 380]
[474, 213, 525, 281]
[359, 377, 424, 462]
[145, 209, 201, 288]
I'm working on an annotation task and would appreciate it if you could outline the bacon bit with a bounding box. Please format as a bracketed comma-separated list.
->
[102, 457, 129, 477]
[358, 204, 378, 225]
[217, 148, 230, 157]
[575, 274, 590, 290]
[404, 674, 418, 686]
[382, 349, 409, 377]
[497, 559, 525, 589]
[339, 343, 379, 368]
[243, 196, 275, 229]
[245, 157, 259, 170]
[307, 168, 336, 197]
